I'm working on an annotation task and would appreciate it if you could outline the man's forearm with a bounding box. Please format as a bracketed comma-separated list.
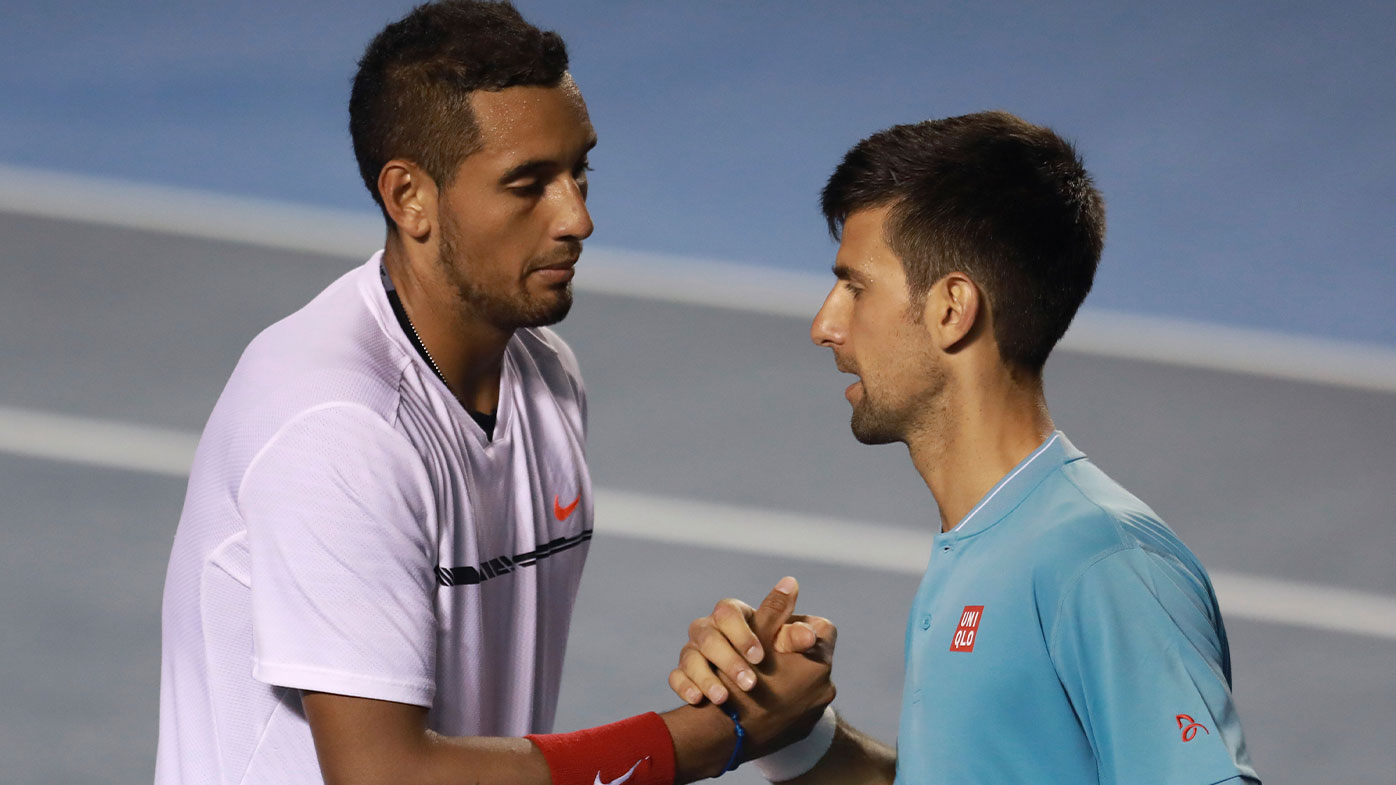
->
[305, 691, 744, 785]
[777, 720, 896, 785]
[417, 733, 553, 785]
[305, 691, 550, 785]
[304, 580, 830, 785]
[423, 707, 739, 785]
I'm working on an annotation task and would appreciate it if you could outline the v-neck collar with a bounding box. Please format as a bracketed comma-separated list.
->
[363, 252, 516, 447]
[940, 431, 1084, 540]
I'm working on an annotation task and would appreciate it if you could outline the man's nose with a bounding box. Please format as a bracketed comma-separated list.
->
[810, 286, 845, 347]
[552, 180, 593, 241]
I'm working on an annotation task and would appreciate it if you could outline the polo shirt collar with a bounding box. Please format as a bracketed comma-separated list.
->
[943, 430, 1083, 539]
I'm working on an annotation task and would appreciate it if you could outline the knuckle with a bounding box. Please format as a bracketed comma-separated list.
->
[695, 625, 725, 648]
[713, 597, 740, 614]
[697, 630, 733, 655]
[679, 645, 705, 669]
[688, 617, 711, 638]
[814, 618, 838, 641]
[712, 603, 741, 625]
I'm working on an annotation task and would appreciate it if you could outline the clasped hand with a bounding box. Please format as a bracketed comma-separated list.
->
[669, 576, 837, 760]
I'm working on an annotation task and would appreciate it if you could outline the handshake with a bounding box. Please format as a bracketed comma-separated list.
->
[660, 576, 839, 780]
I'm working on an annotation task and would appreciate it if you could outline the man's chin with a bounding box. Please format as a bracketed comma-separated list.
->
[850, 410, 901, 445]
[516, 287, 573, 328]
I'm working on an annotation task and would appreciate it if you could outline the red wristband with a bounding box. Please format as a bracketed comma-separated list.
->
[527, 712, 677, 785]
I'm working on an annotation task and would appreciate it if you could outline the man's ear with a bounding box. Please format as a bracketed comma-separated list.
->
[923, 272, 983, 352]
[378, 160, 436, 240]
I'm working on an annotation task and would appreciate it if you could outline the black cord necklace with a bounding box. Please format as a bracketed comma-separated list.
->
[380, 262, 451, 389]
[379, 262, 499, 440]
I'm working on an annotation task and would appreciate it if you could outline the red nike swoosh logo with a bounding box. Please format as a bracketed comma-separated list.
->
[554, 493, 580, 521]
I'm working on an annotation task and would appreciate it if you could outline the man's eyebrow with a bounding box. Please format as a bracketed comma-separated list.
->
[497, 138, 598, 185]
[832, 264, 862, 282]
[498, 159, 555, 184]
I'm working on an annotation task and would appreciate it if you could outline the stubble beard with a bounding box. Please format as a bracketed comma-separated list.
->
[849, 356, 945, 446]
[438, 219, 574, 330]
[850, 392, 906, 445]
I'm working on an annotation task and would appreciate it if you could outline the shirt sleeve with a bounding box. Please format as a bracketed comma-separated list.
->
[239, 403, 439, 707]
[1047, 547, 1259, 785]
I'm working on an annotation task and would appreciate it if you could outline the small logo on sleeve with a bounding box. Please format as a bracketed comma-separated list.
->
[950, 605, 984, 652]
[1175, 714, 1210, 741]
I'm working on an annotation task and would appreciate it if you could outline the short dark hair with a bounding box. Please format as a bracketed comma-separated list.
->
[349, 1, 569, 221]
[821, 111, 1105, 373]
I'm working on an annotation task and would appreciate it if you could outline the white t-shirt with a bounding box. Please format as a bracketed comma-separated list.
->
[155, 252, 592, 785]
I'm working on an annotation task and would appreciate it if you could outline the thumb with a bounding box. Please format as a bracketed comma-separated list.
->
[750, 576, 799, 646]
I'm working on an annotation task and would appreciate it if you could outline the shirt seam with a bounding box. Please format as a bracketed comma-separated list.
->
[235, 689, 293, 785]
[204, 532, 251, 588]
[235, 401, 413, 514]
[1044, 478, 1137, 657]
[1046, 547, 1133, 665]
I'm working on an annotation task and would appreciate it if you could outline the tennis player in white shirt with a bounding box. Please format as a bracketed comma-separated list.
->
[155, 3, 834, 785]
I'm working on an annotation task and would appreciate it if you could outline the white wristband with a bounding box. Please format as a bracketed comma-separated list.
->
[753, 705, 838, 782]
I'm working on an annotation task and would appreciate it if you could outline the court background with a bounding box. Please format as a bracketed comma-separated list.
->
[1, 2, 1393, 783]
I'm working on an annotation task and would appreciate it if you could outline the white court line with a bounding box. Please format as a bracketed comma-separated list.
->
[4, 163, 1396, 394]
[3, 403, 1395, 643]
[0, 405, 200, 477]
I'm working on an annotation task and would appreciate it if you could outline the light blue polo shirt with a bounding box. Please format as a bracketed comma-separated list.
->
[894, 432, 1258, 785]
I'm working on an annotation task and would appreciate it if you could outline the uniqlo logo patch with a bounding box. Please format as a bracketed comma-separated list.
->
[950, 605, 984, 652]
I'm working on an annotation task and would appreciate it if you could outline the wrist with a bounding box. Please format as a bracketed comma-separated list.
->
[720, 706, 746, 775]
[527, 712, 676, 785]
[753, 705, 838, 782]
[660, 704, 736, 783]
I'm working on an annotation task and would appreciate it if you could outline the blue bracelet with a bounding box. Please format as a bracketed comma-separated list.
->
[721, 706, 746, 774]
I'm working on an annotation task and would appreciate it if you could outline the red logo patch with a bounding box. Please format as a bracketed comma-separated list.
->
[950, 605, 984, 652]
[1175, 714, 1210, 742]
[553, 493, 580, 521]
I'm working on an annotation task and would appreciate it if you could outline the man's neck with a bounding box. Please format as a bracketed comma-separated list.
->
[382, 239, 512, 414]
[906, 374, 1054, 533]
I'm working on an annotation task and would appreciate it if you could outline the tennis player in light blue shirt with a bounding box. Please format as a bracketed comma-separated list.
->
[896, 431, 1255, 783]
[668, 111, 1259, 784]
